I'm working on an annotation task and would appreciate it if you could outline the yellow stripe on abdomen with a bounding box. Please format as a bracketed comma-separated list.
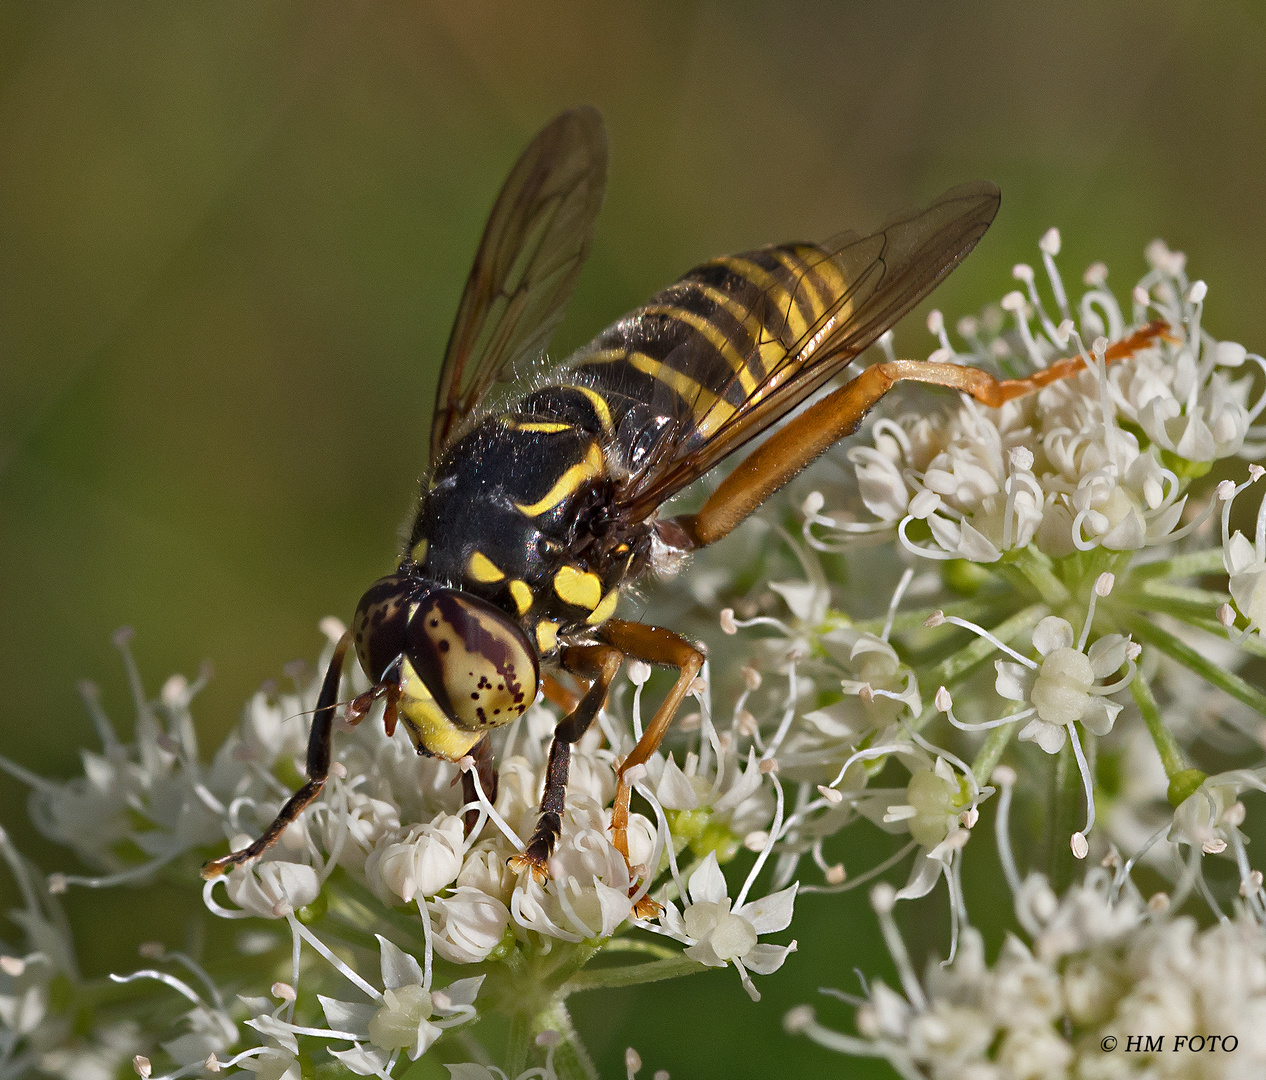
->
[625, 351, 735, 437]
[638, 304, 758, 394]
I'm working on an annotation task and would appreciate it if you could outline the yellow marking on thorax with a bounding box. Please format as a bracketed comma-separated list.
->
[568, 384, 614, 433]
[508, 579, 534, 615]
[640, 304, 758, 394]
[585, 587, 620, 626]
[467, 550, 505, 583]
[410, 538, 428, 564]
[513, 442, 605, 517]
[554, 565, 603, 609]
[535, 620, 560, 653]
[504, 419, 574, 434]
[399, 658, 484, 761]
[625, 352, 734, 438]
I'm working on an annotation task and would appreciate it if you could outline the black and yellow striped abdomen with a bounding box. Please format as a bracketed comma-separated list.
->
[567, 242, 851, 458]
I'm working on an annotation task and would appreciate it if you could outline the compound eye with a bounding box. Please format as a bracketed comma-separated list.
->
[408, 590, 539, 730]
[353, 573, 424, 683]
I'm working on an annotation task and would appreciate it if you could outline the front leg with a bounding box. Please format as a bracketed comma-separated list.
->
[201, 630, 353, 878]
[509, 643, 623, 882]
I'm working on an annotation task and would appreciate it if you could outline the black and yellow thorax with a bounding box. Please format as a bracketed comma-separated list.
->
[408, 384, 650, 661]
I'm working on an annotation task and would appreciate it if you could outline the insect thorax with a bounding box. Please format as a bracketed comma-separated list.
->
[407, 385, 653, 659]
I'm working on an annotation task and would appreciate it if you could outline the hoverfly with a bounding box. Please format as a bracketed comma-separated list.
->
[203, 107, 1167, 886]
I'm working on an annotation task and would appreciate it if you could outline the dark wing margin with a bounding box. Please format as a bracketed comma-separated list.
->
[429, 107, 608, 463]
[618, 180, 1001, 520]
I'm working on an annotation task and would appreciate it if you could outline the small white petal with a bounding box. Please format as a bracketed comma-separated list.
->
[1032, 616, 1074, 656]
[687, 852, 729, 906]
[737, 884, 798, 936]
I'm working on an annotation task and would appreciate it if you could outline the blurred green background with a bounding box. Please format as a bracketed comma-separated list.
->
[3, 1, 1266, 1075]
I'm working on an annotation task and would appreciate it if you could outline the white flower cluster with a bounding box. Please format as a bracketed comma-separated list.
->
[696, 231, 1266, 972]
[1, 617, 801, 1074]
[787, 769, 1266, 1080]
[5, 227, 1266, 1079]
[819, 234, 1266, 565]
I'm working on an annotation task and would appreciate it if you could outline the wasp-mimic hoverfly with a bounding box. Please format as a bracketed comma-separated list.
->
[202, 107, 1167, 888]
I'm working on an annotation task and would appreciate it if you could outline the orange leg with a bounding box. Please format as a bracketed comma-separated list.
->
[600, 620, 704, 874]
[541, 672, 582, 713]
[676, 320, 1171, 547]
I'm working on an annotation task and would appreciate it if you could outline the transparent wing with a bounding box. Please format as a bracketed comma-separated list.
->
[429, 107, 608, 462]
[615, 180, 1000, 520]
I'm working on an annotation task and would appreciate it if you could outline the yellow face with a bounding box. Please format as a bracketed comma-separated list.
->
[396, 657, 486, 762]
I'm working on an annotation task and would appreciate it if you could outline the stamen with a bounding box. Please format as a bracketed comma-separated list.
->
[459, 756, 525, 852]
[825, 742, 915, 792]
[761, 659, 800, 762]
[870, 883, 927, 1010]
[938, 684, 1034, 732]
[991, 766, 1024, 898]
[1066, 723, 1096, 853]
[632, 776, 685, 905]
[1078, 572, 1114, 652]
[926, 309, 953, 355]
[110, 969, 205, 1006]
[1039, 227, 1071, 321]
[735, 773, 785, 908]
[881, 567, 915, 642]
[799, 841, 918, 896]
[287, 914, 383, 1001]
[1001, 290, 1048, 368]
[929, 613, 1038, 668]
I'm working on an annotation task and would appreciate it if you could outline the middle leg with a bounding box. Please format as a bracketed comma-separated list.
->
[599, 619, 705, 867]
[509, 643, 624, 881]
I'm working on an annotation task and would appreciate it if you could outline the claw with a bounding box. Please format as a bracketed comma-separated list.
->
[508, 850, 551, 884]
[631, 893, 663, 920]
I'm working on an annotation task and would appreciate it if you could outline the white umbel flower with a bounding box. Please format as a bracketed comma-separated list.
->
[660, 852, 796, 1001]
[368, 814, 467, 904]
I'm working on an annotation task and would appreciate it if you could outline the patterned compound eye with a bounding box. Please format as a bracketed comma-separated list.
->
[407, 589, 539, 731]
[352, 572, 426, 683]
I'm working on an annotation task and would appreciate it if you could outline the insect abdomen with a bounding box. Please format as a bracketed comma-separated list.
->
[564, 243, 849, 450]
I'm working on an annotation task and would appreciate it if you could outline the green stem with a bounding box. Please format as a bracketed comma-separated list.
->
[561, 954, 706, 994]
[1126, 615, 1266, 717]
[1126, 592, 1229, 624]
[1009, 545, 1071, 606]
[536, 1000, 599, 1080]
[540, 943, 601, 990]
[971, 717, 1018, 786]
[1129, 673, 1188, 779]
[1129, 548, 1227, 579]
[1133, 581, 1230, 606]
[1173, 615, 1266, 660]
[597, 938, 683, 961]
[506, 1008, 533, 1079]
